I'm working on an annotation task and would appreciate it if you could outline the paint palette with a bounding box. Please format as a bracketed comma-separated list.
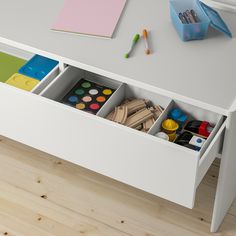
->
[61, 79, 115, 114]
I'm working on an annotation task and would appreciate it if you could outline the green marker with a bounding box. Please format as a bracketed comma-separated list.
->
[124, 34, 140, 58]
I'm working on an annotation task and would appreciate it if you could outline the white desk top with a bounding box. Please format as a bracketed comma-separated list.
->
[0, 0, 235, 113]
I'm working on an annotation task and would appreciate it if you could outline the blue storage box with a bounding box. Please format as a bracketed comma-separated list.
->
[19, 55, 58, 81]
[170, 0, 232, 41]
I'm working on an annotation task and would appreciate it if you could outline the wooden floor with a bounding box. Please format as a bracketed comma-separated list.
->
[0, 137, 235, 236]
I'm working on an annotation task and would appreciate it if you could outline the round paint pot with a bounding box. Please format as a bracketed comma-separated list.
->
[90, 103, 100, 110]
[89, 89, 99, 95]
[155, 132, 169, 141]
[68, 95, 78, 103]
[103, 89, 112, 95]
[82, 96, 92, 103]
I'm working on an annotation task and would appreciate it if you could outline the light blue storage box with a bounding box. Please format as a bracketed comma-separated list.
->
[170, 0, 232, 41]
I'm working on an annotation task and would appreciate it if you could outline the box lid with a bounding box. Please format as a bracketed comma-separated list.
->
[198, 0, 232, 38]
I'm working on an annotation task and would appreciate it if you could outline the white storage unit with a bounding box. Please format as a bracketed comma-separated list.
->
[0, 44, 60, 94]
[0, 0, 235, 232]
[0, 45, 227, 208]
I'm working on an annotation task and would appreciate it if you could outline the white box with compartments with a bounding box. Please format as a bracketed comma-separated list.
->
[0, 0, 235, 232]
[0, 44, 227, 209]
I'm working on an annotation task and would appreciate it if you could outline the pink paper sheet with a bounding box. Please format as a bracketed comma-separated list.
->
[52, 0, 127, 38]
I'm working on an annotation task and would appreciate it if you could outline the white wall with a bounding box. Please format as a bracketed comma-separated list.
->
[217, 0, 236, 5]
[205, 0, 236, 12]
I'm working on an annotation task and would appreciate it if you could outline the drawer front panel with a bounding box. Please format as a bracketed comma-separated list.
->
[197, 120, 226, 186]
[0, 84, 199, 208]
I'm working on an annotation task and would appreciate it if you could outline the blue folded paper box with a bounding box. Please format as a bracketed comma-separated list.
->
[170, 0, 232, 41]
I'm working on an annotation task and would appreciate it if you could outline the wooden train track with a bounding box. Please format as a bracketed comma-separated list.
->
[106, 98, 164, 132]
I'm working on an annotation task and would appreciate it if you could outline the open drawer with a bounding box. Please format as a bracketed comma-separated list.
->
[0, 65, 226, 208]
[0, 43, 60, 94]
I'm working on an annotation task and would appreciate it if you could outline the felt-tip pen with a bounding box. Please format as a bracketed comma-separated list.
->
[124, 34, 140, 58]
[143, 29, 151, 55]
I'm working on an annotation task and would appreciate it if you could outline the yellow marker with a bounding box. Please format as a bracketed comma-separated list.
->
[6, 73, 39, 91]
[143, 29, 151, 55]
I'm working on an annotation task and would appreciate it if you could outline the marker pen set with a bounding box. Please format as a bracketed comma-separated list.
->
[124, 29, 151, 58]
[179, 9, 199, 24]
[170, 0, 232, 41]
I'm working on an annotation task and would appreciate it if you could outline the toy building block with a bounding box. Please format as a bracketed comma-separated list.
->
[6, 73, 39, 91]
[185, 120, 214, 138]
[19, 55, 58, 81]
[162, 119, 179, 142]
[169, 108, 187, 131]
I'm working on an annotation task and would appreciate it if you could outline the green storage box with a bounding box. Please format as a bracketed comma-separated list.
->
[0, 52, 26, 83]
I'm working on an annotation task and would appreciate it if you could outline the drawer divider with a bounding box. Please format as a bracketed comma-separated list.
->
[148, 100, 174, 135]
[96, 83, 125, 118]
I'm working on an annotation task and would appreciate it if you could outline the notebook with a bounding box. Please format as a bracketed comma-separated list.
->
[52, 0, 127, 38]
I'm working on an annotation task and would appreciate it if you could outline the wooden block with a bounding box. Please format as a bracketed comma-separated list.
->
[125, 99, 149, 115]
[152, 105, 163, 119]
[112, 106, 128, 124]
[141, 129, 147, 133]
[106, 110, 115, 121]
[134, 124, 143, 131]
[125, 108, 154, 128]
[121, 98, 133, 105]
[143, 117, 155, 132]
